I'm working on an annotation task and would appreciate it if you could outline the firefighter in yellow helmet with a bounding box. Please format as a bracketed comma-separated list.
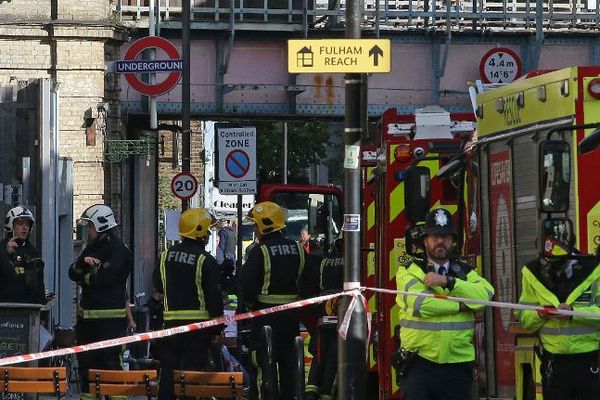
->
[239, 201, 318, 399]
[395, 208, 494, 400]
[515, 222, 600, 399]
[153, 208, 224, 400]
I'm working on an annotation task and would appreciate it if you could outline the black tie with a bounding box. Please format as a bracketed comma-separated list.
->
[438, 266, 446, 276]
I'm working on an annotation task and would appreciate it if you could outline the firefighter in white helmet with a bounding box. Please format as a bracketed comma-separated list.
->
[68, 204, 131, 400]
[0, 206, 45, 304]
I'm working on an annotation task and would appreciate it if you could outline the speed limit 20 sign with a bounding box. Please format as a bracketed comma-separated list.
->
[171, 172, 198, 199]
[479, 48, 522, 84]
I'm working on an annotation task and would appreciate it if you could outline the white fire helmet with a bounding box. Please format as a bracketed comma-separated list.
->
[79, 204, 118, 233]
[5, 206, 35, 233]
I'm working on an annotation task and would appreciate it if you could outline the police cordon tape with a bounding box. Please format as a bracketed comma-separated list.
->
[0, 290, 354, 367]
[1, 286, 600, 366]
[370, 287, 600, 319]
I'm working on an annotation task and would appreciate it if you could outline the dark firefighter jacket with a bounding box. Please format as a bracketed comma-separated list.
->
[0, 238, 45, 304]
[317, 249, 344, 294]
[301, 249, 344, 321]
[301, 249, 344, 297]
[239, 231, 318, 310]
[68, 232, 131, 319]
[153, 238, 223, 321]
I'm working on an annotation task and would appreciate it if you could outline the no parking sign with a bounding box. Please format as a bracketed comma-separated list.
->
[215, 126, 257, 195]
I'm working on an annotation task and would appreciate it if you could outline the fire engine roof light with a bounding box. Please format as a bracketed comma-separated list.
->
[579, 127, 600, 154]
[587, 78, 600, 100]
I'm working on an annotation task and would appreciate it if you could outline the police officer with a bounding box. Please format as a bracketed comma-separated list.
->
[0, 206, 45, 304]
[239, 201, 317, 400]
[515, 229, 600, 399]
[153, 208, 224, 400]
[395, 208, 494, 400]
[304, 234, 344, 400]
[68, 204, 131, 400]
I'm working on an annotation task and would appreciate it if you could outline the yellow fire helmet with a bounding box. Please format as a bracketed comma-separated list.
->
[245, 201, 286, 234]
[179, 208, 218, 240]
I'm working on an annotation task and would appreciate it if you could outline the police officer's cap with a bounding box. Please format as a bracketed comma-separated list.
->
[421, 208, 456, 237]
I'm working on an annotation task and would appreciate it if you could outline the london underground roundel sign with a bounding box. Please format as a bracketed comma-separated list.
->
[479, 48, 522, 84]
[117, 36, 182, 96]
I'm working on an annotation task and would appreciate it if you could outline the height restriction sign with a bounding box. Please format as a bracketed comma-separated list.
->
[479, 47, 522, 84]
[215, 126, 257, 195]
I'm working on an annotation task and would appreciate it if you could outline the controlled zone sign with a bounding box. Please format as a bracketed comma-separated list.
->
[171, 172, 198, 199]
[216, 126, 257, 195]
[116, 36, 182, 96]
[288, 39, 391, 73]
[479, 47, 522, 84]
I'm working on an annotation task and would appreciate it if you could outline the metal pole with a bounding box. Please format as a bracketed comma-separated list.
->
[283, 122, 288, 184]
[236, 195, 243, 273]
[182, 0, 191, 210]
[149, 0, 157, 130]
[338, 0, 367, 398]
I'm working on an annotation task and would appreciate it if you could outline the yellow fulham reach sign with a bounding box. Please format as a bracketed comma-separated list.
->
[288, 39, 391, 73]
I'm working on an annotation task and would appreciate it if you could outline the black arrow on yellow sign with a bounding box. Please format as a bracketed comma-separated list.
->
[369, 45, 384, 66]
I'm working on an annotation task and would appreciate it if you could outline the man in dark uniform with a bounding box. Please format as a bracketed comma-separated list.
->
[304, 234, 344, 400]
[239, 201, 317, 400]
[68, 204, 131, 400]
[0, 206, 45, 304]
[515, 226, 600, 399]
[153, 207, 224, 400]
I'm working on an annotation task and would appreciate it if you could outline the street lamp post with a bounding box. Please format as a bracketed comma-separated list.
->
[338, 0, 368, 398]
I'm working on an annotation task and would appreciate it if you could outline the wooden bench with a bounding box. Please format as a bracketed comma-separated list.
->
[1, 367, 67, 399]
[174, 370, 244, 399]
[88, 369, 158, 399]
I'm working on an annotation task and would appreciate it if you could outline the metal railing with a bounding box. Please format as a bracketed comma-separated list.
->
[113, 0, 600, 32]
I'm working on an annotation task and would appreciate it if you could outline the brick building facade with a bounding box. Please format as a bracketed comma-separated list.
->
[0, 0, 128, 224]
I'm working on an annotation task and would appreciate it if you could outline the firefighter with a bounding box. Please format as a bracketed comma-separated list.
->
[68, 204, 131, 400]
[515, 229, 600, 399]
[0, 206, 45, 304]
[239, 201, 317, 400]
[304, 233, 344, 400]
[395, 208, 494, 400]
[153, 208, 224, 400]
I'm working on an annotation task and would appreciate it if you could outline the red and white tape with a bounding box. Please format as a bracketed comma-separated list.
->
[368, 287, 600, 319]
[2, 286, 599, 366]
[0, 290, 354, 367]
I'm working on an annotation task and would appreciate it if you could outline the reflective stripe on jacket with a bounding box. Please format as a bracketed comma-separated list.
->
[77, 307, 126, 319]
[395, 261, 494, 364]
[159, 250, 210, 321]
[240, 232, 312, 309]
[256, 242, 305, 304]
[515, 262, 600, 354]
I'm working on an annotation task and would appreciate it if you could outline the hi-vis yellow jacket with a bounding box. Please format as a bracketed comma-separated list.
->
[515, 259, 600, 355]
[396, 260, 494, 364]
